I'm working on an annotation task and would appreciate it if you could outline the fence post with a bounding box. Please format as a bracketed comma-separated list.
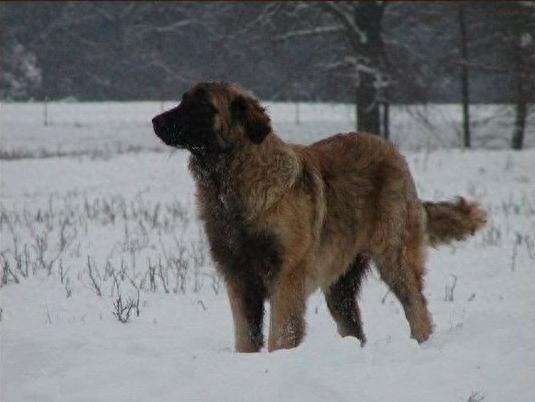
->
[43, 98, 49, 126]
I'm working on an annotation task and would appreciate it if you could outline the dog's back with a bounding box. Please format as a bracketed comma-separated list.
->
[303, 132, 417, 249]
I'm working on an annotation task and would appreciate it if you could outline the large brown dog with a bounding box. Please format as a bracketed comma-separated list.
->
[152, 82, 486, 352]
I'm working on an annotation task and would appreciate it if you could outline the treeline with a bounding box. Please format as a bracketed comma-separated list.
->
[1, 2, 533, 102]
[1, 2, 534, 147]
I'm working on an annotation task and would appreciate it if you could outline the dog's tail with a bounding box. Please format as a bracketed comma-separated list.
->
[422, 197, 487, 247]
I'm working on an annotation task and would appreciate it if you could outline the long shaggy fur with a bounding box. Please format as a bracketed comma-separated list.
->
[152, 82, 487, 352]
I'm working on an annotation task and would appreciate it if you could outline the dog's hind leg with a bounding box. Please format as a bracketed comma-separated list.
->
[226, 280, 266, 352]
[374, 245, 433, 343]
[323, 254, 369, 346]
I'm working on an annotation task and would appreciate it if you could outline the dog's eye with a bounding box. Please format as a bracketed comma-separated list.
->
[198, 99, 217, 113]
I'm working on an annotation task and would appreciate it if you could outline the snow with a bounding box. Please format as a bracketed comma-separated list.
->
[1, 101, 534, 402]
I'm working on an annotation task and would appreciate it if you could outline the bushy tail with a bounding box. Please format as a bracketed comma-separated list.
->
[422, 197, 487, 247]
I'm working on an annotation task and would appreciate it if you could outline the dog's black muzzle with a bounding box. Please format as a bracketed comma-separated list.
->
[152, 107, 183, 147]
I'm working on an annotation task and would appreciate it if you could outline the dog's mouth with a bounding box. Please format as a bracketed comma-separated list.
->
[152, 122, 185, 149]
[153, 127, 208, 157]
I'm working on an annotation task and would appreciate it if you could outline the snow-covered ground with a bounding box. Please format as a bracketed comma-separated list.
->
[1, 101, 534, 402]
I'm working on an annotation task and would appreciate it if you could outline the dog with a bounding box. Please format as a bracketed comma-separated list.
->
[152, 82, 486, 352]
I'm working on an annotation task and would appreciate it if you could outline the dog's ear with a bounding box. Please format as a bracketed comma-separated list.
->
[231, 95, 272, 144]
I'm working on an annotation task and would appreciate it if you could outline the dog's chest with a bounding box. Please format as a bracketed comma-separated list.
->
[199, 188, 282, 286]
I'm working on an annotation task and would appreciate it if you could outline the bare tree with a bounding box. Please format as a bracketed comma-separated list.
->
[506, 3, 535, 150]
[263, 1, 390, 135]
[468, 2, 535, 149]
[319, 2, 389, 135]
[3, 2, 210, 100]
[0, 39, 42, 100]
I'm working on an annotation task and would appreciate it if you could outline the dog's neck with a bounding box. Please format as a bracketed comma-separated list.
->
[189, 132, 302, 221]
[189, 132, 284, 176]
[188, 149, 230, 189]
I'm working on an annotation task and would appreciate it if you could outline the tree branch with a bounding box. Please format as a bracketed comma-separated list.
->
[319, 2, 367, 49]
[274, 25, 345, 42]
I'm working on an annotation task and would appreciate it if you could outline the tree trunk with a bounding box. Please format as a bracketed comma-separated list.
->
[458, 3, 471, 148]
[356, 82, 381, 135]
[512, 101, 526, 150]
[353, 2, 385, 136]
[511, 22, 527, 150]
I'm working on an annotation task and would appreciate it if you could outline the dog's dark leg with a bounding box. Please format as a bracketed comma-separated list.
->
[226, 280, 266, 352]
[324, 254, 369, 346]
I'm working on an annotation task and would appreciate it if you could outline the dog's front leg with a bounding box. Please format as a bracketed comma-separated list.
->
[268, 263, 307, 352]
[226, 280, 266, 353]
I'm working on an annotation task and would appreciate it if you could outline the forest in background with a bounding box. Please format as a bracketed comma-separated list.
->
[1, 1, 534, 147]
[2, 2, 534, 102]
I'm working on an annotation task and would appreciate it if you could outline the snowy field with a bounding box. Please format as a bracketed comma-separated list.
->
[1, 101, 534, 402]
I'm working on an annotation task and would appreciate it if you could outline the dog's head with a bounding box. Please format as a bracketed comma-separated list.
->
[152, 82, 272, 156]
